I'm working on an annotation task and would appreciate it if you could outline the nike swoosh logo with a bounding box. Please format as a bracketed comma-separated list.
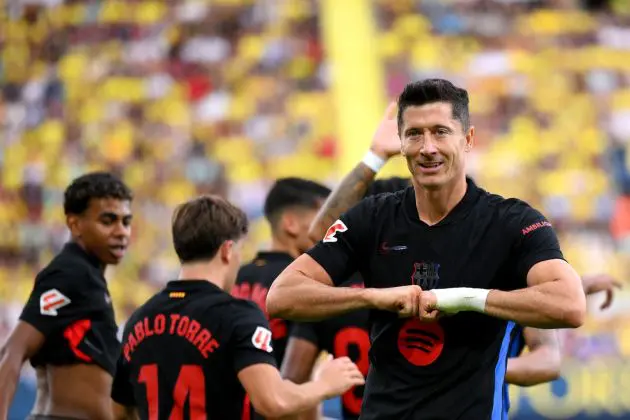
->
[379, 242, 408, 253]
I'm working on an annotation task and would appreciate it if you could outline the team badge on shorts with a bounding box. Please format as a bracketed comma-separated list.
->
[40, 289, 71, 316]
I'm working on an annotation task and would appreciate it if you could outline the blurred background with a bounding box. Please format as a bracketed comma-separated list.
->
[1, 0, 630, 418]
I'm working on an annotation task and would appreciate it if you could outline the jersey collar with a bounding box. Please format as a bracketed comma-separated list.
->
[404, 177, 482, 227]
[63, 241, 103, 269]
[165, 279, 223, 293]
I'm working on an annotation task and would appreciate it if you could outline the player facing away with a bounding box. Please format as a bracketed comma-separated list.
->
[232, 177, 331, 366]
[289, 101, 622, 419]
[281, 178, 407, 420]
[0, 172, 133, 420]
[267, 79, 587, 419]
[111, 195, 364, 420]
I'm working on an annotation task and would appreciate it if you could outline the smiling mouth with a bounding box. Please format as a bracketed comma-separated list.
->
[419, 162, 443, 169]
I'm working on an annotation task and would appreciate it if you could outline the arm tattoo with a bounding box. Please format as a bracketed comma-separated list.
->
[311, 163, 376, 239]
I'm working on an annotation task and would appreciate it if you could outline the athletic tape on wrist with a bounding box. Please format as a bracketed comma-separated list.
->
[432, 288, 489, 313]
[362, 150, 386, 173]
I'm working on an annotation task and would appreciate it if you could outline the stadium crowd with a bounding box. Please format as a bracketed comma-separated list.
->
[1, 0, 630, 417]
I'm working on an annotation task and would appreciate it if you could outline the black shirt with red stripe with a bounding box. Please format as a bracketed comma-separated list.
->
[19, 242, 119, 376]
[232, 251, 294, 366]
[111, 280, 277, 420]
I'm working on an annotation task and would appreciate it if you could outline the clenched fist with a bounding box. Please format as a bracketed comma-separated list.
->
[365, 285, 422, 317]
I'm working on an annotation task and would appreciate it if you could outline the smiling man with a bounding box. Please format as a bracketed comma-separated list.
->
[267, 79, 587, 419]
[0, 172, 133, 420]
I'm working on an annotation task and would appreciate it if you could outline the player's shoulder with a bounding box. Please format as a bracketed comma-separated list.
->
[36, 252, 92, 287]
[479, 190, 549, 228]
[356, 185, 410, 212]
[227, 297, 266, 318]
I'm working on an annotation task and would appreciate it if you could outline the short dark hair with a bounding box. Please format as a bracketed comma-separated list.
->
[64, 171, 133, 215]
[264, 177, 331, 229]
[397, 79, 470, 133]
[171, 195, 248, 263]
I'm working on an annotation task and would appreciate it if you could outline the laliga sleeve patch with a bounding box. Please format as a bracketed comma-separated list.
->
[323, 220, 348, 243]
[251, 326, 273, 353]
[40, 289, 71, 316]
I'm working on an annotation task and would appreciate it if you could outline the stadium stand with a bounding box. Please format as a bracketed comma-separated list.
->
[2, 0, 630, 418]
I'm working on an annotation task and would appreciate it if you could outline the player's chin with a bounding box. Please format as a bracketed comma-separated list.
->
[413, 172, 447, 189]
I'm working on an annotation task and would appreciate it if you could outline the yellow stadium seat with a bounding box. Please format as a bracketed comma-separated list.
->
[99, 0, 128, 23]
[134, 2, 166, 25]
[100, 78, 146, 102]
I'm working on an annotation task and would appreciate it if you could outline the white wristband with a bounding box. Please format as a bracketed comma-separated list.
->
[362, 150, 386, 173]
[432, 288, 490, 314]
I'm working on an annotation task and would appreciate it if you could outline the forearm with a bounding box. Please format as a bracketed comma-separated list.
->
[433, 281, 585, 328]
[309, 163, 376, 242]
[505, 349, 561, 386]
[0, 351, 22, 418]
[267, 273, 373, 321]
[484, 282, 585, 328]
[273, 380, 330, 418]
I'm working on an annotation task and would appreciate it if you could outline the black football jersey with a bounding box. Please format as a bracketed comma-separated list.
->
[308, 178, 564, 420]
[111, 280, 277, 420]
[291, 276, 369, 420]
[232, 251, 294, 366]
[20, 242, 119, 375]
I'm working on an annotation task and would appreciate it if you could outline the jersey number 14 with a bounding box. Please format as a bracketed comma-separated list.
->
[139, 364, 206, 419]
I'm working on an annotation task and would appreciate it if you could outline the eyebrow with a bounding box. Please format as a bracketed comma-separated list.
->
[99, 212, 133, 220]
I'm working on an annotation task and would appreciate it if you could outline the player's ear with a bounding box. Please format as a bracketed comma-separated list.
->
[66, 214, 82, 238]
[219, 240, 234, 264]
[282, 211, 300, 237]
[465, 125, 474, 152]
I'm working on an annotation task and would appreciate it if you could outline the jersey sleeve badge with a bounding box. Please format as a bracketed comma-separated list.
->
[323, 220, 348, 243]
[40, 289, 71, 316]
[251, 326, 273, 353]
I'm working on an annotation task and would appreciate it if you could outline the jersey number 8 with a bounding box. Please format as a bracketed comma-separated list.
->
[139, 364, 206, 420]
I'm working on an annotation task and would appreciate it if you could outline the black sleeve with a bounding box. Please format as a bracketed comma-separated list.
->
[505, 200, 565, 288]
[111, 352, 135, 406]
[19, 267, 92, 337]
[306, 197, 376, 286]
[290, 322, 320, 347]
[230, 301, 278, 374]
[364, 177, 410, 197]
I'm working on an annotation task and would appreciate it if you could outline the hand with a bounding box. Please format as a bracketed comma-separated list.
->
[365, 285, 422, 317]
[418, 291, 442, 322]
[314, 355, 365, 398]
[582, 274, 623, 310]
[370, 101, 401, 160]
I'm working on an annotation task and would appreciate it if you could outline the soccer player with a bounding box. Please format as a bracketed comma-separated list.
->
[232, 177, 331, 366]
[267, 79, 588, 419]
[0, 172, 133, 420]
[285, 97, 621, 419]
[111, 195, 365, 420]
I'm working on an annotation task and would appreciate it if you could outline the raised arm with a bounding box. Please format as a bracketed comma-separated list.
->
[505, 328, 561, 386]
[309, 102, 402, 242]
[0, 322, 45, 418]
